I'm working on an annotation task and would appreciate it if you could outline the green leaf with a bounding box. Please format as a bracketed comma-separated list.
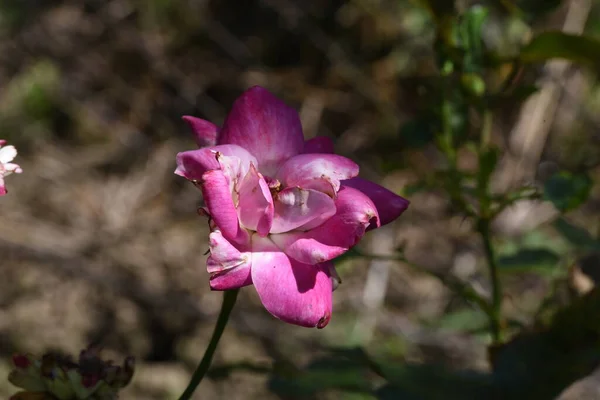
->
[543, 171, 592, 212]
[490, 287, 600, 399]
[497, 248, 560, 273]
[374, 363, 493, 399]
[553, 218, 600, 251]
[268, 350, 373, 397]
[520, 32, 600, 68]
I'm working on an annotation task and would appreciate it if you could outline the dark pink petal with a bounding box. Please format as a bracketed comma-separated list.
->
[206, 230, 251, 273]
[237, 164, 274, 236]
[182, 116, 219, 147]
[201, 170, 249, 246]
[175, 144, 257, 182]
[250, 236, 332, 328]
[276, 154, 359, 197]
[209, 261, 252, 290]
[342, 177, 409, 229]
[0, 179, 6, 196]
[271, 186, 378, 264]
[303, 137, 334, 154]
[270, 187, 336, 234]
[218, 86, 304, 175]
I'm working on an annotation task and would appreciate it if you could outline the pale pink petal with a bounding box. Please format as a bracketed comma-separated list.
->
[218, 86, 304, 176]
[175, 144, 257, 181]
[182, 116, 219, 147]
[270, 187, 336, 234]
[237, 164, 274, 236]
[0, 145, 17, 164]
[342, 177, 409, 229]
[276, 154, 359, 197]
[303, 137, 334, 154]
[201, 170, 249, 246]
[250, 236, 332, 328]
[209, 262, 252, 290]
[206, 230, 251, 273]
[4, 163, 22, 174]
[271, 186, 378, 264]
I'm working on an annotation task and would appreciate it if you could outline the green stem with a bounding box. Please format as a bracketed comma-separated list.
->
[178, 289, 239, 400]
[480, 109, 493, 151]
[478, 219, 503, 344]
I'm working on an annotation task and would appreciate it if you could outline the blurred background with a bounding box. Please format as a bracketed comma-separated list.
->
[1, 0, 600, 398]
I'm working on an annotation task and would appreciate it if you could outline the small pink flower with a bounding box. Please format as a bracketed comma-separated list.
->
[176, 87, 409, 328]
[0, 140, 23, 196]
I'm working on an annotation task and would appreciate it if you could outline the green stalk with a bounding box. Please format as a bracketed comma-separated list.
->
[178, 289, 239, 400]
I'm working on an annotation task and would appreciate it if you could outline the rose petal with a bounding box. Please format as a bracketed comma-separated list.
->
[303, 137, 334, 154]
[209, 261, 252, 290]
[276, 154, 359, 197]
[271, 186, 378, 264]
[175, 144, 257, 182]
[0, 145, 17, 164]
[342, 177, 409, 228]
[237, 164, 274, 236]
[182, 116, 219, 147]
[201, 169, 249, 246]
[251, 236, 332, 328]
[0, 179, 6, 196]
[270, 187, 336, 234]
[206, 230, 251, 273]
[218, 86, 304, 176]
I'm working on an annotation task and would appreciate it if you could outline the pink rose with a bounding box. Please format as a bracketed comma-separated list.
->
[176, 87, 408, 328]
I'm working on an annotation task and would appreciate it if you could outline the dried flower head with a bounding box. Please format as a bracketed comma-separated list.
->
[8, 345, 134, 400]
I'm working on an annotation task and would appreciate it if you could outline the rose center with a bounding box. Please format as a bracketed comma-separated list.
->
[265, 176, 282, 198]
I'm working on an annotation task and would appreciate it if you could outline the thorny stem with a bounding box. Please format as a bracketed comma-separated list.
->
[178, 289, 239, 400]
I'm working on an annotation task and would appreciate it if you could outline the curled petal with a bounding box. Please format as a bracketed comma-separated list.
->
[342, 177, 409, 229]
[251, 236, 332, 328]
[201, 170, 249, 246]
[237, 164, 274, 236]
[207, 230, 250, 273]
[209, 261, 252, 290]
[175, 144, 257, 182]
[276, 154, 359, 197]
[303, 137, 334, 154]
[182, 116, 219, 147]
[206, 231, 252, 291]
[271, 186, 378, 265]
[218, 86, 304, 176]
[270, 187, 336, 234]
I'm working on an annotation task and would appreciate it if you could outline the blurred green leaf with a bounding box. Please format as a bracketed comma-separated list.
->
[432, 308, 488, 332]
[374, 363, 492, 399]
[553, 218, 600, 251]
[520, 32, 600, 68]
[543, 171, 592, 212]
[497, 248, 560, 273]
[268, 350, 373, 397]
[491, 287, 600, 399]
